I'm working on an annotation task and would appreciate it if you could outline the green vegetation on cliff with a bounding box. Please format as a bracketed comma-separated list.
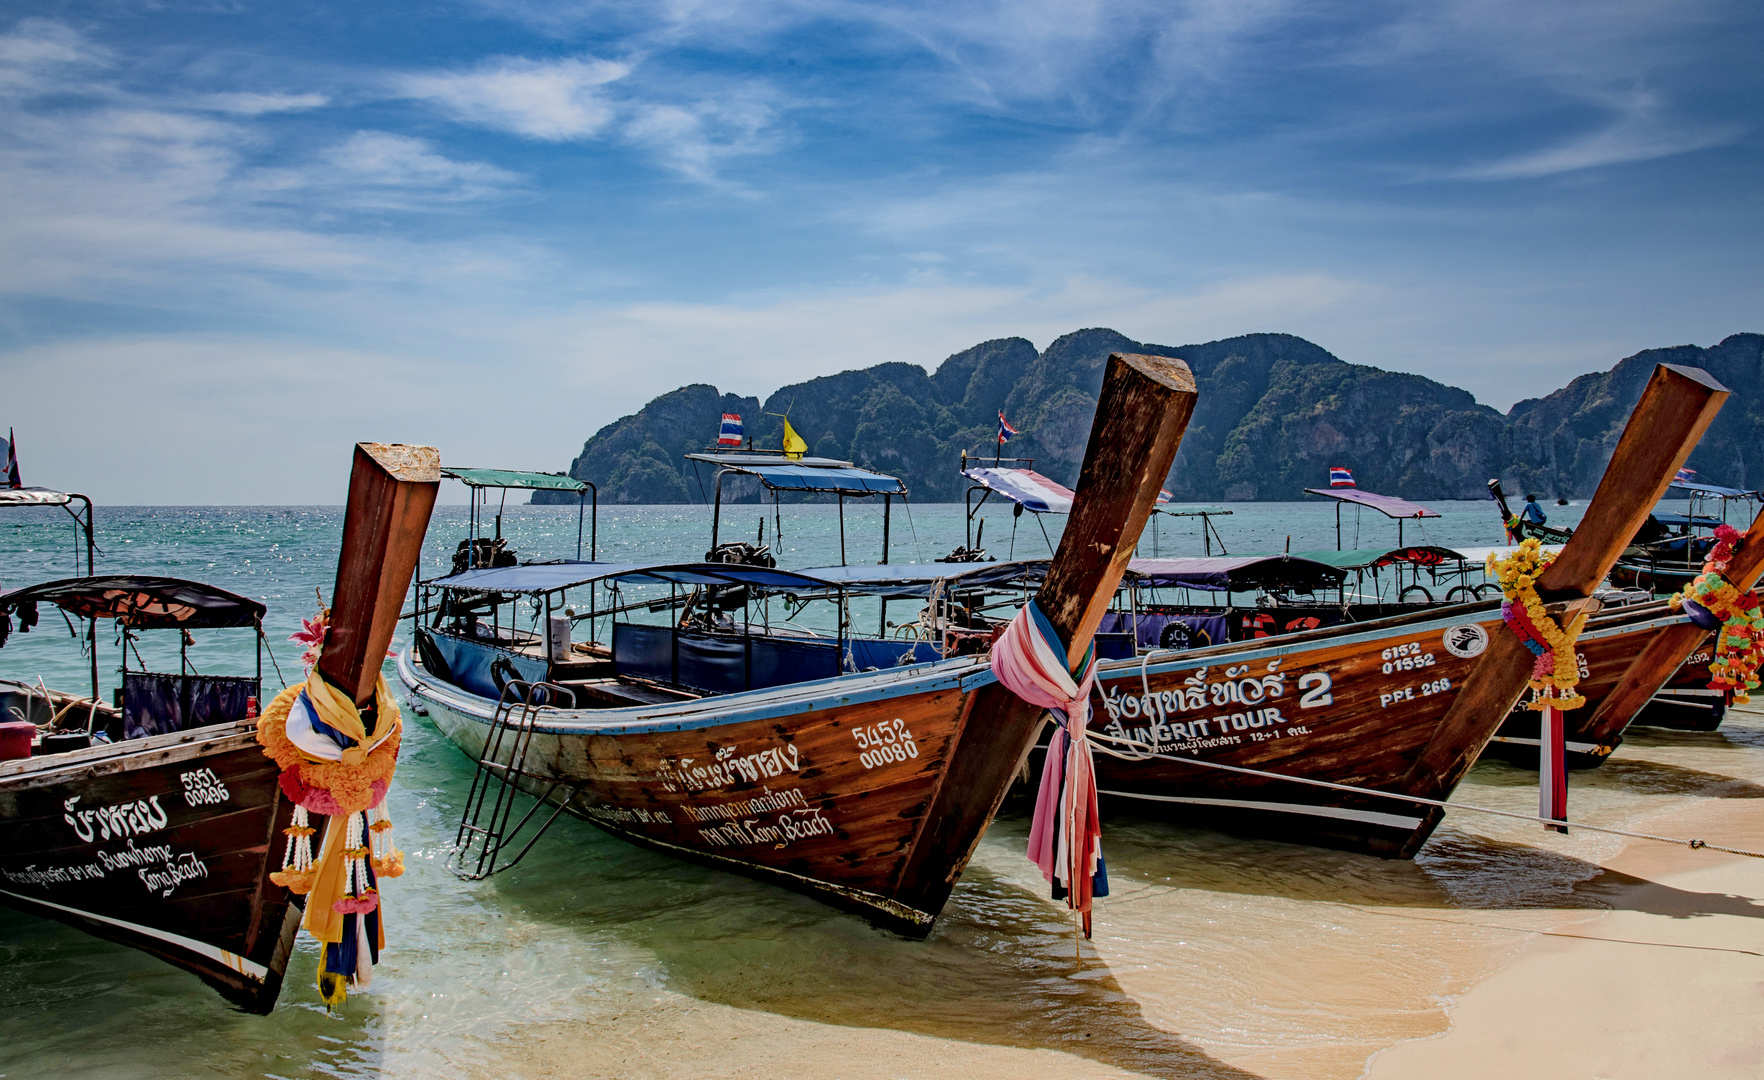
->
[537, 330, 1764, 504]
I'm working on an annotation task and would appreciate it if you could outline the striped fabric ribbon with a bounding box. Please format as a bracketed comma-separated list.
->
[990, 600, 1108, 937]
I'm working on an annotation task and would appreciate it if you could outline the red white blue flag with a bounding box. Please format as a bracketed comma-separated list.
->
[997, 411, 1018, 445]
[717, 414, 743, 447]
[3, 428, 18, 489]
[1675, 467, 1697, 485]
[1329, 466, 1354, 488]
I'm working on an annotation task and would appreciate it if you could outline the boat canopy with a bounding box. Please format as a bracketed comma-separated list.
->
[0, 576, 265, 629]
[961, 465, 1177, 515]
[0, 486, 75, 507]
[791, 560, 1045, 598]
[428, 559, 1043, 599]
[1285, 545, 1466, 571]
[1124, 555, 1347, 593]
[1653, 513, 1725, 529]
[686, 452, 905, 496]
[961, 466, 1076, 514]
[442, 468, 589, 492]
[1666, 479, 1758, 500]
[1302, 487, 1440, 519]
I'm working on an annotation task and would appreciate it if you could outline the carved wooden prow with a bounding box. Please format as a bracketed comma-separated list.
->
[892, 353, 1198, 922]
[1401, 363, 1728, 797]
[316, 443, 441, 710]
[1589, 502, 1764, 729]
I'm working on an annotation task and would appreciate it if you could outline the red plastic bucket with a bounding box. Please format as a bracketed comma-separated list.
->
[0, 721, 35, 760]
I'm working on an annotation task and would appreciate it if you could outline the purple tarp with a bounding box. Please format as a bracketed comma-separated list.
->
[1125, 556, 1346, 592]
[1302, 487, 1440, 519]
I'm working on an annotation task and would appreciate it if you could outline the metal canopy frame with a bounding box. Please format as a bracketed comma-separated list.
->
[686, 449, 907, 567]
[444, 467, 598, 566]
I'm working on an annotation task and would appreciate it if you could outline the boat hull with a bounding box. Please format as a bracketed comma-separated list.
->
[1073, 604, 1507, 858]
[0, 722, 300, 1012]
[1630, 638, 1727, 730]
[1480, 605, 1690, 768]
[399, 648, 1009, 936]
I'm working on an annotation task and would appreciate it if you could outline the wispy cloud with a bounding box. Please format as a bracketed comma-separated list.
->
[396, 55, 630, 140]
[314, 131, 522, 202]
[1451, 91, 1741, 180]
[194, 91, 329, 115]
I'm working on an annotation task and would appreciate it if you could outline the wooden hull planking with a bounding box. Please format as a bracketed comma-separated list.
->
[0, 722, 299, 1012]
[403, 648, 1001, 935]
[1482, 604, 1692, 768]
[1075, 604, 1507, 857]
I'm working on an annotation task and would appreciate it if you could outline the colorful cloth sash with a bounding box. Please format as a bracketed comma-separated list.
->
[991, 600, 1108, 937]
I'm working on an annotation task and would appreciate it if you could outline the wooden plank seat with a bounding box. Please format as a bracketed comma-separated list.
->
[554, 678, 701, 707]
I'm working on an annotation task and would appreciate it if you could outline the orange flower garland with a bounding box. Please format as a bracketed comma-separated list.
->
[1672, 525, 1763, 703]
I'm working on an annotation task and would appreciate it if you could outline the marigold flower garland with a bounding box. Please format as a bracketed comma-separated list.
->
[257, 604, 405, 1008]
[1487, 538, 1589, 712]
[1670, 524, 1763, 703]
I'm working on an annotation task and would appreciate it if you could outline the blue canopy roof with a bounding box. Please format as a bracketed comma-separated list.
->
[428, 559, 1043, 598]
[685, 451, 905, 495]
[738, 463, 905, 495]
[796, 560, 1047, 597]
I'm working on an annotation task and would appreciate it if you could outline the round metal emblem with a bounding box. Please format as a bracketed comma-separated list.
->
[1442, 623, 1489, 658]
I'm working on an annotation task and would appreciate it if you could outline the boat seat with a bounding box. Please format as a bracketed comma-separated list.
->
[555, 678, 700, 707]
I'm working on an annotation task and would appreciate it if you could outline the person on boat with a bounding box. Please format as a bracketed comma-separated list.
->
[1521, 494, 1548, 525]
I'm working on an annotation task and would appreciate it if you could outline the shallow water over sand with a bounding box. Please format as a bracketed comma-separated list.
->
[9, 499, 1762, 1079]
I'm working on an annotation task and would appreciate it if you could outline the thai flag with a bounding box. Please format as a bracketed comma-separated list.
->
[1329, 466, 1354, 488]
[717, 414, 743, 447]
[1675, 467, 1697, 485]
[997, 411, 1018, 445]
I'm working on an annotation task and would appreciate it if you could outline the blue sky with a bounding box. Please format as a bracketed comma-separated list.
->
[2, 1, 1760, 503]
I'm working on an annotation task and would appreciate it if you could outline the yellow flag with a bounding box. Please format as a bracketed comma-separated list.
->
[782, 417, 807, 460]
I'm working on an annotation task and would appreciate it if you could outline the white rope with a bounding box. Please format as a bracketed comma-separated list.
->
[1087, 729, 1764, 859]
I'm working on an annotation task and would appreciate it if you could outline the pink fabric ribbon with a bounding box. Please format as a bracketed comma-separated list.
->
[990, 601, 1106, 933]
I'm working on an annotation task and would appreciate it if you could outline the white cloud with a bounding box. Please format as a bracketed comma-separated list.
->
[195, 91, 330, 115]
[316, 131, 522, 201]
[0, 17, 103, 93]
[396, 55, 630, 140]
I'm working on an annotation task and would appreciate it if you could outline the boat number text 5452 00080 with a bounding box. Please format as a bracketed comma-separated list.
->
[852, 719, 918, 770]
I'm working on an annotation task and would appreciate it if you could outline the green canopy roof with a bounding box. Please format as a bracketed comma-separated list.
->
[442, 468, 588, 493]
[1284, 545, 1467, 571]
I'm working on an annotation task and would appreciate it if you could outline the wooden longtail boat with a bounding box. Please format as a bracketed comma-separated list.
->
[0, 443, 437, 1012]
[0, 577, 300, 1013]
[1581, 505, 1764, 736]
[399, 353, 1198, 936]
[1482, 503, 1764, 760]
[1075, 363, 1728, 857]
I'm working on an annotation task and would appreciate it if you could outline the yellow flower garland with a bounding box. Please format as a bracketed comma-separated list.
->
[1487, 538, 1589, 711]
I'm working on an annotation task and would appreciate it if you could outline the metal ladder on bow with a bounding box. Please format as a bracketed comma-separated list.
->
[448, 679, 580, 880]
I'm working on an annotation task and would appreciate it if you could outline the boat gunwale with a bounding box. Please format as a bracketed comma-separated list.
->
[397, 645, 994, 734]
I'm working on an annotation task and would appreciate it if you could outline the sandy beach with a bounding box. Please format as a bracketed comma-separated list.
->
[466, 710, 1764, 1080]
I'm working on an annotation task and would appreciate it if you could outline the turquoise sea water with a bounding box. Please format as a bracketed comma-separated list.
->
[28, 496, 1748, 1080]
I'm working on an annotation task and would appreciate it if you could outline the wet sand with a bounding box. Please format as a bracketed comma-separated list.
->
[474, 708, 1764, 1080]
